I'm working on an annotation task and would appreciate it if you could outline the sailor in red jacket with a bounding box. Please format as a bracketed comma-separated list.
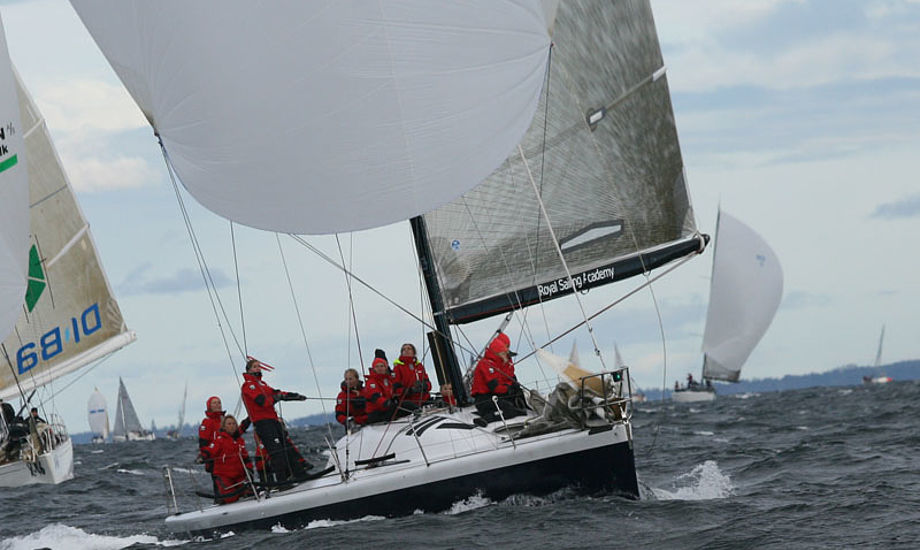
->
[197, 396, 224, 471]
[335, 368, 368, 427]
[392, 343, 432, 406]
[471, 332, 526, 425]
[363, 357, 397, 424]
[201, 415, 253, 504]
[241, 357, 310, 484]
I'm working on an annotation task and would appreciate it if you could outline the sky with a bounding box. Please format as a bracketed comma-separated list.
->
[1, 0, 919, 434]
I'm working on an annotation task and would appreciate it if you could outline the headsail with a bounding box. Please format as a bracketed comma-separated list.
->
[701, 211, 783, 382]
[71, 0, 556, 235]
[0, 68, 136, 401]
[419, 0, 701, 324]
[87, 387, 109, 440]
[112, 377, 143, 439]
[0, 16, 29, 342]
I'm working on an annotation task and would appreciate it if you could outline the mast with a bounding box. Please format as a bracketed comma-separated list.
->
[409, 216, 467, 405]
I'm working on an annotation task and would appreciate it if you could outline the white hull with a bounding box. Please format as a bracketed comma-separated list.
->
[864, 376, 892, 385]
[113, 431, 156, 442]
[672, 389, 716, 403]
[165, 405, 637, 535]
[0, 436, 73, 487]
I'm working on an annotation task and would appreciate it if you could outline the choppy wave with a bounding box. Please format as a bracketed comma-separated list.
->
[0, 524, 187, 550]
[649, 461, 734, 501]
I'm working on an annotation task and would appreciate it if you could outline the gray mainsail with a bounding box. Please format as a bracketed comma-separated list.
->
[112, 377, 143, 438]
[421, 0, 700, 324]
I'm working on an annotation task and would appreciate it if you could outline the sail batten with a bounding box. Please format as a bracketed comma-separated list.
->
[421, 0, 699, 324]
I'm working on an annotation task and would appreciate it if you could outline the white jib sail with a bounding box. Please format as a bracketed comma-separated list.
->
[701, 211, 783, 382]
[70, 0, 556, 234]
[0, 15, 29, 342]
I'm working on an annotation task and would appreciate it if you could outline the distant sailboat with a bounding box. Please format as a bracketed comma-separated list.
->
[862, 325, 891, 385]
[167, 382, 187, 439]
[112, 378, 155, 442]
[87, 388, 110, 443]
[673, 211, 783, 403]
[0, 15, 135, 487]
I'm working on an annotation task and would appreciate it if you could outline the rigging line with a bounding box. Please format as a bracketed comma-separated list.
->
[230, 221, 247, 357]
[274, 234, 337, 453]
[286, 234, 477, 360]
[518, 145, 608, 370]
[1, 344, 31, 407]
[534, 41, 555, 353]
[514, 250, 699, 364]
[159, 141, 241, 384]
[640, 280, 668, 459]
[335, 234, 365, 372]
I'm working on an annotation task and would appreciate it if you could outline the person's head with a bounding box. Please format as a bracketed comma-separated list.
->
[221, 415, 238, 434]
[488, 333, 512, 362]
[441, 383, 453, 397]
[400, 343, 416, 358]
[372, 357, 388, 375]
[207, 396, 222, 413]
[344, 368, 360, 388]
[245, 358, 263, 377]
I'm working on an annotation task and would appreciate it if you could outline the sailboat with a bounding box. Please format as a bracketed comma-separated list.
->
[72, 0, 708, 534]
[673, 210, 783, 403]
[111, 377, 155, 442]
[87, 388, 110, 443]
[167, 382, 187, 439]
[862, 325, 891, 385]
[0, 15, 136, 487]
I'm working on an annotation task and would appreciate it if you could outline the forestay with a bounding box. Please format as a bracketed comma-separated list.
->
[0, 70, 135, 401]
[0, 16, 29, 342]
[701, 211, 783, 382]
[419, 0, 700, 324]
[70, 0, 557, 234]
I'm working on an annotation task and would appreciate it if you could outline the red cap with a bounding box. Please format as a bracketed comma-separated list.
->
[372, 357, 388, 369]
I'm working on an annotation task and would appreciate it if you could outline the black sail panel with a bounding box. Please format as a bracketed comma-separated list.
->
[421, 0, 699, 325]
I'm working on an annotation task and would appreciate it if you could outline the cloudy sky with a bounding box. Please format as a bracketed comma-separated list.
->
[1, 0, 919, 433]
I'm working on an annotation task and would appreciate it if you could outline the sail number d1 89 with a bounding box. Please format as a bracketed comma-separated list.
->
[16, 303, 103, 374]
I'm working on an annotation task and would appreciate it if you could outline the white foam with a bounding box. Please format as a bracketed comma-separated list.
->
[733, 392, 758, 399]
[693, 431, 714, 436]
[0, 524, 188, 550]
[170, 467, 205, 475]
[89, 449, 105, 454]
[650, 460, 734, 501]
[796, 426, 810, 430]
[271, 523, 290, 533]
[443, 493, 492, 515]
[302, 516, 384, 530]
[116, 468, 145, 476]
[838, 389, 853, 395]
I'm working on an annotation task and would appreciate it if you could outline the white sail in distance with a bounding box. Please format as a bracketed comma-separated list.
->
[0, 15, 29, 342]
[701, 211, 783, 382]
[873, 325, 885, 368]
[87, 387, 109, 440]
[70, 0, 557, 234]
[0, 66, 136, 401]
[112, 377, 144, 439]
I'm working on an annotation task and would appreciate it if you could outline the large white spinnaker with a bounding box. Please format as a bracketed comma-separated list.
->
[0, 15, 29, 343]
[701, 211, 783, 382]
[70, 0, 556, 235]
[0, 68, 136, 401]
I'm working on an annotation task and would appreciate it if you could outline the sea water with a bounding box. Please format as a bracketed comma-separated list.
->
[2, 381, 918, 549]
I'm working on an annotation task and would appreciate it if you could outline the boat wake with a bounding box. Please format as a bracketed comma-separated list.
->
[443, 492, 492, 515]
[0, 524, 188, 550]
[648, 461, 734, 501]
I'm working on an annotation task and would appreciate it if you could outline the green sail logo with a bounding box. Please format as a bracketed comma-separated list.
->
[25, 245, 46, 312]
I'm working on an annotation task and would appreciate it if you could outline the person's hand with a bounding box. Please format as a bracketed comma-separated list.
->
[194, 454, 204, 464]
[412, 381, 425, 393]
[291, 392, 307, 401]
[239, 417, 251, 432]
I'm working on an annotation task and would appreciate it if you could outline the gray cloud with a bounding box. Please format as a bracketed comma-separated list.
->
[871, 193, 920, 219]
[782, 290, 831, 309]
[119, 264, 233, 296]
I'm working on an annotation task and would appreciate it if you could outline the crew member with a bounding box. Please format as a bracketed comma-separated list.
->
[335, 368, 368, 427]
[471, 332, 526, 425]
[197, 396, 224, 468]
[393, 343, 431, 406]
[363, 357, 396, 424]
[241, 357, 310, 484]
[201, 415, 253, 504]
